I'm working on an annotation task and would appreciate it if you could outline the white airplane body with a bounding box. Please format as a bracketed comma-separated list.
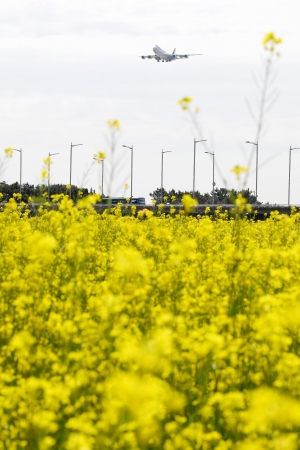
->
[139, 45, 202, 62]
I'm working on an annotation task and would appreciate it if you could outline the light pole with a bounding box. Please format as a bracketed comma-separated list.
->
[161, 150, 172, 203]
[93, 158, 104, 196]
[205, 151, 215, 205]
[193, 139, 207, 198]
[246, 141, 258, 203]
[70, 143, 82, 199]
[122, 145, 133, 202]
[12, 148, 22, 197]
[288, 146, 300, 206]
[48, 152, 59, 202]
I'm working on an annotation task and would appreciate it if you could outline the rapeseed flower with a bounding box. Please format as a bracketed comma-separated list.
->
[1, 196, 300, 449]
[4, 146, 13, 157]
[41, 169, 48, 180]
[230, 165, 248, 181]
[93, 150, 106, 162]
[181, 193, 198, 213]
[262, 31, 283, 50]
[177, 97, 193, 111]
[107, 119, 120, 130]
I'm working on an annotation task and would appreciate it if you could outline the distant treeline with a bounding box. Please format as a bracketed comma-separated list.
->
[1, 182, 259, 205]
[0, 181, 90, 202]
[150, 187, 259, 204]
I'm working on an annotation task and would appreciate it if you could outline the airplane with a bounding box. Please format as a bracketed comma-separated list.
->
[139, 45, 203, 62]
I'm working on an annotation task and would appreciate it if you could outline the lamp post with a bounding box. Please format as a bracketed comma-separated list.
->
[70, 142, 82, 199]
[93, 158, 104, 196]
[205, 151, 215, 205]
[288, 146, 300, 206]
[193, 139, 207, 198]
[12, 148, 22, 197]
[122, 145, 133, 202]
[161, 150, 172, 203]
[245, 141, 258, 203]
[48, 152, 59, 202]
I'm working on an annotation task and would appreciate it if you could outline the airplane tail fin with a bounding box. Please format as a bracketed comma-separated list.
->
[172, 48, 176, 54]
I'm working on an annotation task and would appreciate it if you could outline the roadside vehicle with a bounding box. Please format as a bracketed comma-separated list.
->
[101, 197, 146, 205]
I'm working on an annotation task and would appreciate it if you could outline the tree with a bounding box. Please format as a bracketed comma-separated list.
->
[149, 188, 213, 204]
[149, 187, 260, 205]
[214, 188, 231, 204]
[0, 181, 89, 203]
[230, 188, 258, 204]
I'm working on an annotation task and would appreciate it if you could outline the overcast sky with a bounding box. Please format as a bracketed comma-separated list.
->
[0, 0, 300, 204]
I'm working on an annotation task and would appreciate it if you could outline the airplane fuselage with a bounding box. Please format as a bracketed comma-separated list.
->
[153, 45, 177, 62]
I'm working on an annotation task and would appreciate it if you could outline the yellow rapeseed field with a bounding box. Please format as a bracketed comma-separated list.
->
[1, 195, 300, 450]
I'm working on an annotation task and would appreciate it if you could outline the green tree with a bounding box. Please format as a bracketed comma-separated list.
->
[150, 187, 259, 205]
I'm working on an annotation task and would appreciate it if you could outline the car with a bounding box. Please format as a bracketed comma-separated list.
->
[101, 197, 146, 205]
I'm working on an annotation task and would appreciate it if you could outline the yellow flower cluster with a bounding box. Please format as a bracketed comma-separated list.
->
[107, 119, 121, 130]
[177, 97, 193, 111]
[262, 31, 283, 52]
[93, 151, 106, 163]
[41, 157, 52, 181]
[230, 165, 248, 181]
[43, 157, 53, 166]
[1, 197, 300, 449]
[4, 147, 14, 158]
[181, 194, 198, 214]
[41, 169, 48, 181]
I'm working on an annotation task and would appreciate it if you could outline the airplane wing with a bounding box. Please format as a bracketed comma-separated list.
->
[176, 54, 203, 59]
[138, 55, 156, 59]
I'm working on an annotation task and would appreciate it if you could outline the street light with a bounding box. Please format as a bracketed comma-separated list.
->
[70, 142, 83, 199]
[12, 148, 22, 197]
[288, 146, 300, 206]
[193, 139, 207, 198]
[205, 151, 215, 205]
[122, 145, 133, 202]
[245, 141, 258, 203]
[93, 158, 104, 196]
[48, 152, 59, 202]
[161, 150, 172, 203]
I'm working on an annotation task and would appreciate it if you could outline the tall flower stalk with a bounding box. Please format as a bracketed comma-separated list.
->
[244, 32, 283, 188]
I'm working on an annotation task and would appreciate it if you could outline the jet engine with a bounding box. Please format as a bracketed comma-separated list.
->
[147, 56, 152, 59]
[141, 56, 146, 59]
